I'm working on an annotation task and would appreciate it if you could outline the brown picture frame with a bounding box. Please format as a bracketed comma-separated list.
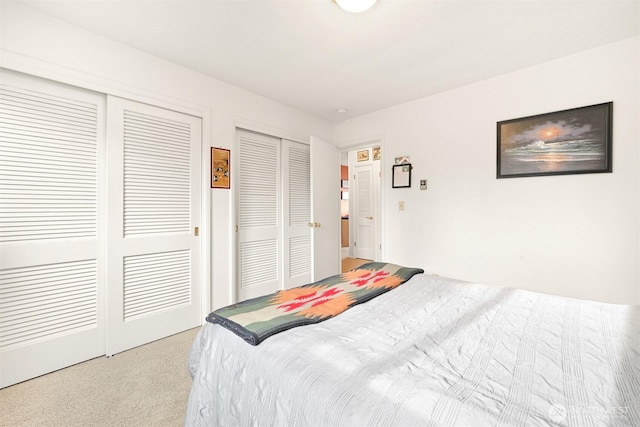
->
[211, 147, 230, 189]
[357, 149, 369, 162]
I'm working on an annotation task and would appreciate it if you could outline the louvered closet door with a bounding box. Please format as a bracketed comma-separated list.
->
[237, 130, 281, 300]
[106, 96, 201, 356]
[283, 139, 312, 289]
[0, 70, 106, 388]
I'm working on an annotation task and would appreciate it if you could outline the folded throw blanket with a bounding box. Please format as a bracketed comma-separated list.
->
[206, 262, 424, 345]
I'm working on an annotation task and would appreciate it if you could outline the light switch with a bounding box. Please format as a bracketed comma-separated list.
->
[420, 179, 427, 190]
[399, 201, 405, 211]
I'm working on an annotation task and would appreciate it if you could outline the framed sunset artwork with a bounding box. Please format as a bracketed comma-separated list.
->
[497, 102, 612, 178]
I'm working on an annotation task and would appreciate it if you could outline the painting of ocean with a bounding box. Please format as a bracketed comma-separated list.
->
[497, 103, 612, 178]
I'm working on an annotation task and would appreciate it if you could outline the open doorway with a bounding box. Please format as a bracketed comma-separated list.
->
[339, 143, 383, 272]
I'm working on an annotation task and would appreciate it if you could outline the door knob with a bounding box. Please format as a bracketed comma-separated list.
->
[314, 222, 321, 228]
[308, 222, 315, 228]
[366, 216, 373, 220]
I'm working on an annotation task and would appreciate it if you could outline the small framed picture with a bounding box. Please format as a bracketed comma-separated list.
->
[341, 179, 349, 188]
[392, 163, 412, 188]
[341, 191, 349, 200]
[373, 146, 381, 160]
[357, 149, 369, 162]
[211, 147, 230, 189]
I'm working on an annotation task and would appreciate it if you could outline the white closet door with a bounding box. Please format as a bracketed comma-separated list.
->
[236, 132, 338, 299]
[106, 96, 201, 355]
[237, 130, 281, 300]
[0, 70, 106, 387]
[283, 139, 312, 289]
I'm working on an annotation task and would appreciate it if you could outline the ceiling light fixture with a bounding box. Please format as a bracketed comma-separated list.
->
[334, 0, 377, 13]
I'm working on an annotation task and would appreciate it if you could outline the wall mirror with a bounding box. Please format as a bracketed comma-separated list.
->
[392, 164, 412, 188]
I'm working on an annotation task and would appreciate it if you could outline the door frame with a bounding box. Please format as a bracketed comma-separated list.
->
[339, 137, 385, 262]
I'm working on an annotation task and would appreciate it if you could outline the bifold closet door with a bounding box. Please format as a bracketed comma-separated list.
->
[237, 130, 282, 300]
[105, 96, 201, 356]
[237, 131, 338, 300]
[282, 139, 312, 289]
[0, 70, 106, 388]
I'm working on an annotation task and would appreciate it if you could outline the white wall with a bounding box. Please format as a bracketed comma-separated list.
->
[334, 37, 640, 305]
[2, 2, 637, 306]
[0, 1, 333, 311]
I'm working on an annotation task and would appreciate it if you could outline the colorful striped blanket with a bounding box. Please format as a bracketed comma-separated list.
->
[206, 262, 424, 345]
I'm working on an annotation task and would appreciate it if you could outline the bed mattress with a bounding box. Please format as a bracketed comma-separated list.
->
[186, 274, 639, 426]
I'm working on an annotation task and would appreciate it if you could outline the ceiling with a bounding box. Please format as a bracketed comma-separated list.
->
[13, 0, 640, 122]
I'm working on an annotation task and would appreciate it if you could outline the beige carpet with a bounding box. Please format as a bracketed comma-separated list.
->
[0, 327, 200, 427]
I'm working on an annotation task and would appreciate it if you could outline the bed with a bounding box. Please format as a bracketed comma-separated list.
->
[185, 270, 639, 426]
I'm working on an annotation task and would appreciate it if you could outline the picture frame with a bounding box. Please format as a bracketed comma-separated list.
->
[341, 179, 349, 189]
[497, 102, 612, 179]
[392, 163, 412, 188]
[341, 191, 349, 200]
[211, 147, 230, 189]
[373, 146, 381, 160]
[357, 149, 369, 162]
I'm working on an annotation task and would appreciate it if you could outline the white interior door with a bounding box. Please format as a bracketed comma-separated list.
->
[310, 136, 340, 281]
[283, 139, 312, 289]
[0, 70, 106, 387]
[106, 96, 201, 356]
[354, 164, 375, 260]
[237, 130, 281, 300]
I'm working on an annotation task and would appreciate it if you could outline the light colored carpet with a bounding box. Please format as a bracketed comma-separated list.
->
[0, 327, 200, 427]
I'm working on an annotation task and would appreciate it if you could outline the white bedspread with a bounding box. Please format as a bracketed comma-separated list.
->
[185, 274, 640, 426]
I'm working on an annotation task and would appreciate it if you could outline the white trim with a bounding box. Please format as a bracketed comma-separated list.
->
[337, 133, 386, 152]
[200, 115, 212, 317]
[233, 117, 309, 146]
[230, 129, 239, 305]
[339, 136, 386, 263]
[1, 50, 207, 118]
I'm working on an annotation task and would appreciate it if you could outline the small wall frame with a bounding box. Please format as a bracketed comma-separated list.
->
[392, 163, 412, 188]
[357, 149, 369, 162]
[211, 147, 230, 189]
